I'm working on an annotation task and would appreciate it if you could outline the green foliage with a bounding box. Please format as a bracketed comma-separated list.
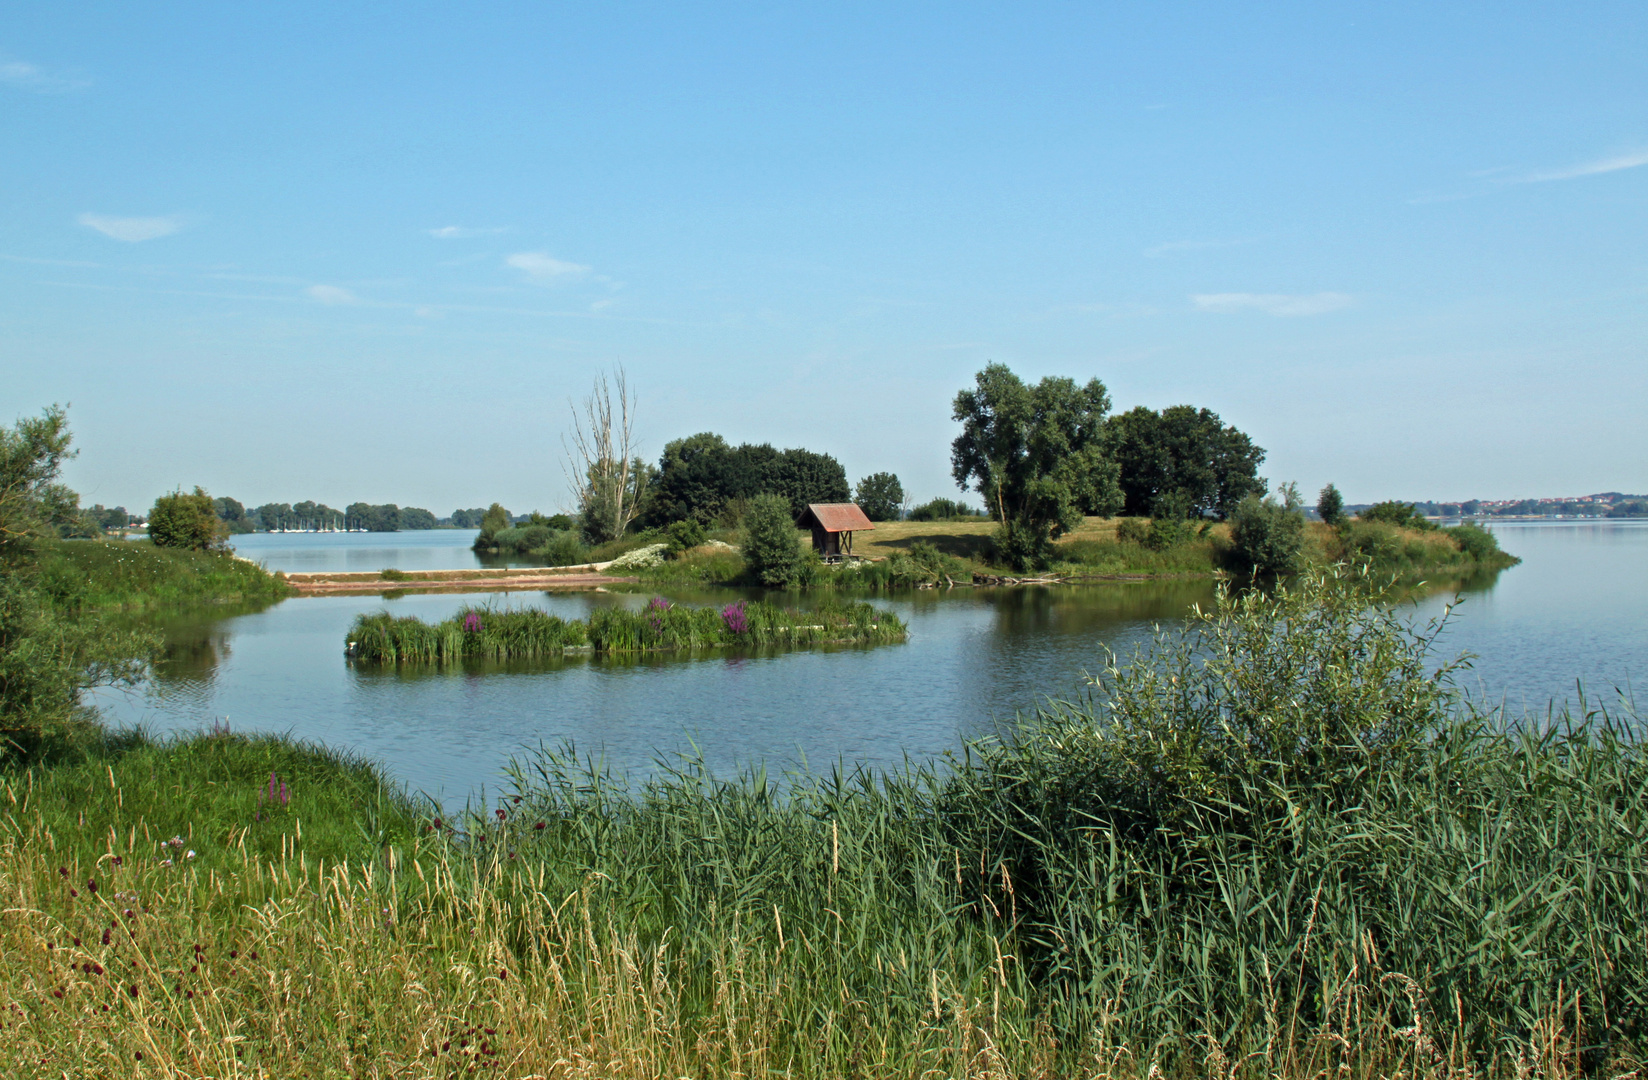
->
[933, 566, 1646, 1048]
[665, 517, 707, 555]
[1107, 403, 1267, 519]
[471, 502, 513, 550]
[0, 405, 80, 541]
[950, 363, 1123, 570]
[1358, 499, 1434, 530]
[853, 472, 904, 521]
[742, 492, 804, 587]
[347, 598, 904, 663]
[346, 501, 401, 532]
[645, 433, 851, 525]
[1316, 482, 1345, 525]
[149, 487, 228, 551]
[1228, 490, 1306, 575]
[33, 538, 292, 612]
[1444, 521, 1503, 560]
[1114, 517, 1149, 545]
[905, 496, 983, 521]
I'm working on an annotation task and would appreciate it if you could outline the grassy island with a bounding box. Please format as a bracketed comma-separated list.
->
[347, 597, 905, 664]
[638, 514, 1518, 591]
[3, 568, 1641, 1078]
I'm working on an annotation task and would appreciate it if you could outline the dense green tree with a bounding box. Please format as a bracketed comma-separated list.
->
[0, 405, 80, 541]
[1107, 404, 1266, 519]
[644, 435, 850, 526]
[854, 472, 904, 521]
[580, 457, 655, 544]
[399, 507, 438, 531]
[1228, 491, 1306, 575]
[449, 507, 488, 529]
[950, 364, 1123, 570]
[1316, 483, 1345, 526]
[253, 502, 292, 531]
[346, 502, 401, 532]
[150, 488, 228, 551]
[741, 492, 803, 587]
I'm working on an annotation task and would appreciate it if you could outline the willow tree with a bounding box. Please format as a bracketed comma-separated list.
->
[950, 364, 1123, 570]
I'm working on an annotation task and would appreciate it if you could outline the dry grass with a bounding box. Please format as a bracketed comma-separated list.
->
[1, 796, 1623, 1080]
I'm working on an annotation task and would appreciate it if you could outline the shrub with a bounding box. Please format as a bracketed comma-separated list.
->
[607, 543, 668, 570]
[148, 487, 227, 551]
[665, 518, 707, 556]
[742, 493, 803, 587]
[1445, 521, 1502, 560]
[906, 497, 981, 522]
[1114, 518, 1148, 545]
[1227, 492, 1305, 575]
[541, 531, 589, 567]
[1358, 499, 1434, 531]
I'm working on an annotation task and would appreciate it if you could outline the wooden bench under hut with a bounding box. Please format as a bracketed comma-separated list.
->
[797, 502, 875, 562]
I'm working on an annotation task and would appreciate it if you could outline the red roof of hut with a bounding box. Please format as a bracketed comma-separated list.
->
[797, 503, 875, 532]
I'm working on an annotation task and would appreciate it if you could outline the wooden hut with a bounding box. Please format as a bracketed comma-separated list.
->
[796, 503, 875, 561]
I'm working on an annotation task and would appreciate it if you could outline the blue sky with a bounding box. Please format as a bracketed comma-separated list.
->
[3, 2, 1644, 514]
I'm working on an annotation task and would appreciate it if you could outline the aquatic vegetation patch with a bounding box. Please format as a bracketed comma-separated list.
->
[346, 597, 904, 663]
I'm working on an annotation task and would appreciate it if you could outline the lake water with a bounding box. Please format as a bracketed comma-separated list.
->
[93, 522, 1645, 805]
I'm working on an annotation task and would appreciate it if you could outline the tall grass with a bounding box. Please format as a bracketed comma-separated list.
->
[3, 566, 1639, 1077]
[348, 598, 906, 664]
[31, 537, 292, 612]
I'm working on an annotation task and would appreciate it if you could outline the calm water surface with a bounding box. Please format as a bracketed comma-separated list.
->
[95, 522, 1644, 804]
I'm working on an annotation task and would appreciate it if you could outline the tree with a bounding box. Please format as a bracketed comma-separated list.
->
[399, 507, 438, 531]
[950, 364, 1123, 570]
[742, 492, 803, 587]
[854, 472, 904, 521]
[0, 405, 80, 541]
[1317, 483, 1345, 526]
[1228, 490, 1305, 576]
[566, 370, 647, 544]
[644, 435, 851, 527]
[1108, 405, 1266, 519]
[149, 487, 228, 551]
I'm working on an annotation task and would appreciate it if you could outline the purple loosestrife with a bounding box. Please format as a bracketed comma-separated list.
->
[463, 613, 484, 633]
[721, 600, 748, 635]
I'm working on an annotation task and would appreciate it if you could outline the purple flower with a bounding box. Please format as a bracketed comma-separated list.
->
[721, 600, 748, 635]
[647, 597, 672, 613]
[462, 613, 484, 633]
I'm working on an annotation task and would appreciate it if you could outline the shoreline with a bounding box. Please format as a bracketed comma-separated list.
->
[284, 564, 638, 595]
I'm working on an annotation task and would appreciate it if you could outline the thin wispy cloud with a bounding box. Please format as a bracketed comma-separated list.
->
[1512, 149, 1648, 184]
[1192, 292, 1352, 317]
[304, 284, 361, 305]
[506, 251, 591, 283]
[1, 59, 90, 94]
[428, 225, 507, 239]
[1144, 237, 1254, 259]
[78, 213, 182, 243]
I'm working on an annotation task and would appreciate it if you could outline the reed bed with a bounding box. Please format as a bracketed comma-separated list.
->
[3, 567, 1642, 1077]
[347, 598, 906, 664]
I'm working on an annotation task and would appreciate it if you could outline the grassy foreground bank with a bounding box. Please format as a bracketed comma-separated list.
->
[2, 567, 1640, 1078]
[347, 597, 905, 664]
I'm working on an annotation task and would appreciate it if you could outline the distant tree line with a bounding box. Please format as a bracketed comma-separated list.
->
[205, 498, 440, 533]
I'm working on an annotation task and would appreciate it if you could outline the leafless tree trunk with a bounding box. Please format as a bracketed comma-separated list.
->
[563, 369, 645, 542]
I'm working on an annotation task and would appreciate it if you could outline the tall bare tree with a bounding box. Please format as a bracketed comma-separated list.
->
[563, 369, 651, 543]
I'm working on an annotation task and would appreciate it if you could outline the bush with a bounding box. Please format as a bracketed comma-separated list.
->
[906, 497, 981, 522]
[1445, 521, 1502, 560]
[742, 492, 803, 587]
[148, 487, 227, 551]
[542, 530, 589, 567]
[1317, 482, 1345, 525]
[665, 518, 707, 556]
[1358, 499, 1434, 531]
[1114, 517, 1148, 545]
[1227, 492, 1305, 575]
